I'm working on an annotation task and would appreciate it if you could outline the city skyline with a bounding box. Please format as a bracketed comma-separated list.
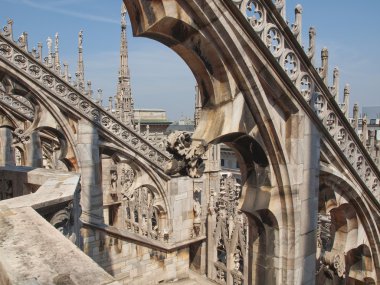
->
[0, 0, 379, 120]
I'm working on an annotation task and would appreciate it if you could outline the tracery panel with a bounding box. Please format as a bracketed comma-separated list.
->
[209, 174, 248, 285]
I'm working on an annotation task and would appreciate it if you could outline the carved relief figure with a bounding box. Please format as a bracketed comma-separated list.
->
[120, 164, 135, 198]
[193, 197, 201, 223]
[109, 168, 118, 195]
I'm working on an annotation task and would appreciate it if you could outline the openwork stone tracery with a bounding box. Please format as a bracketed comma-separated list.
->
[232, 0, 380, 193]
[317, 179, 377, 284]
[123, 186, 160, 240]
[0, 0, 380, 284]
[210, 174, 248, 285]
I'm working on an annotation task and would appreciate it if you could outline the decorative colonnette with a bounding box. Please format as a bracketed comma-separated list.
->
[0, 29, 170, 170]
[232, 0, 379, 193]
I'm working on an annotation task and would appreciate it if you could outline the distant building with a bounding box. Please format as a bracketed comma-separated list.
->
[134, 109, 172, 133]
[166, 117, 195, 133]
[362, 106, 380, 119]
[356, 107, 380, 140]
[220, 144, 241, 184]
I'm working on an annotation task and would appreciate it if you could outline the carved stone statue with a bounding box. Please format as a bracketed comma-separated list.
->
[120, 164, 135, 198]
[109, 169, 118, 195]
[78, 30, 83, 48]
[164, 131, 207, 178]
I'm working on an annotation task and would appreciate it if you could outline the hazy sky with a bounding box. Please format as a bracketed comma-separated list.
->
[0, 0, 379, 120]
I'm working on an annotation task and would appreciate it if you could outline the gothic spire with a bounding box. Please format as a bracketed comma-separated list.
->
[77, 30, 85, 92]
[115, 3, 134, 126]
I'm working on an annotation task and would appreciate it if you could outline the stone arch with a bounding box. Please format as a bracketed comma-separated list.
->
[248, 209, 279, 284]
[102, 144, 169, 195]
[319, 166, 380, 283]
[100, 146, 172, 235]
[122, 184, 169, 240]
[210, 132, 271, 215]
[0, 106, 19, 129]
[125, 6, 233, 110]
[0, 64, 80, 170]
[124, 5, 295, 279]
[346, 244, 375, 282]
[34, 126, 69, 168]
[13, 145, 25, 166]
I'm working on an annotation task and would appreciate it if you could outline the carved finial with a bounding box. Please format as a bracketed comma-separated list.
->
[87, 81, 93, 98]
[362, 114, 368, 144]
[18, 32, 28, 51]
[46, 37, 53, 66]
[77, 30, 85, 91]
[274, 0, 286, 19]
[37, 42, 43, 62]
[292, 4, 303, 44]
[369, 130, 375, 150]
[54, 32, 61, 71]
[121, 2, 127, 18]
[31, 47, 37, 58]
[329, 67, 339, 101]
[342, 84, 350, 117]
[194, 84, 202, 128]
[319, 47, 328, 85]
[78, 30, 83, 49]
[108, 97, 113, 112]
[63, 62, 69, 81]
[97, 89, 103, 105]
[3, 19, 14, 39]
[307, 27, 316, 64]
[353, 103, 359, 130]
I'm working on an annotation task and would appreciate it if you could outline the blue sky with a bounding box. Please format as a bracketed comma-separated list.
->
[0, 0, 379, 120]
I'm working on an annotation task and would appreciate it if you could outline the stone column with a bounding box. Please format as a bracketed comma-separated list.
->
[295, 114, 320, 284]
[0, 127, 15, 166]
[77, 121, 103, 224]
[25, 131, 43, 167]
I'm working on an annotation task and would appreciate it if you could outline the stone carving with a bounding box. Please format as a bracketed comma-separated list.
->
[109, 167, 118, 196]
[41, 140, 67, 170]
[208, 190, 216, 216]
[211, 174, 247, 285]
[192, 182, 203, 236]
[164, 131, 207, 178]
[216, 267, 227, 284]
[231, 0, 379, 192]
[316, 213, 346, 279]
[120, 164, 135, 198]
[12, 128, 30, 144]
[0, 32, 170, 170]
[0, 179, 13, 200]
[123, 186, 160, 240]
[50, 202, 77, 243]
[0, 81, 34, 119]
[14, 148, 22, 166]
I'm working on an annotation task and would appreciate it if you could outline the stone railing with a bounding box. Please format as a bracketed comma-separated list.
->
[0, 26, 170, 170]
[0, 166, 121, 285]
[231, 0, 380, 193]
